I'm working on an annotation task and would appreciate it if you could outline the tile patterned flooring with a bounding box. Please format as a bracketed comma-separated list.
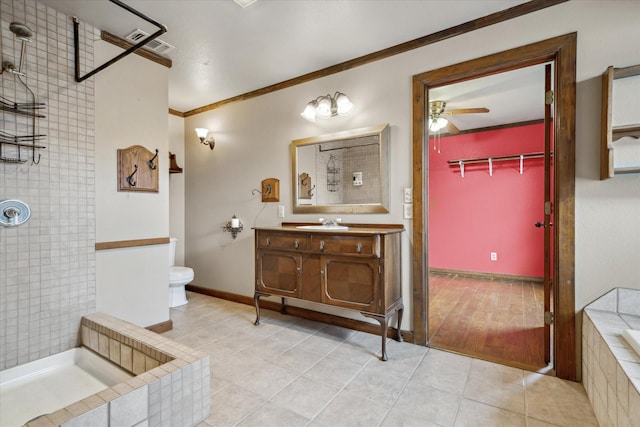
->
[163, 292, 598, 427]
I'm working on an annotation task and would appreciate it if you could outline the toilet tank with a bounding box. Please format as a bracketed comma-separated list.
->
[169, 237, 177, 267]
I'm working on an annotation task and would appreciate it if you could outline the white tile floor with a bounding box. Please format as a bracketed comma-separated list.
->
[163, 292, 598, 427]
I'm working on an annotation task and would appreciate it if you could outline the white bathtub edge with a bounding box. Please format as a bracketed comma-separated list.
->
[622, 329, 640, 358]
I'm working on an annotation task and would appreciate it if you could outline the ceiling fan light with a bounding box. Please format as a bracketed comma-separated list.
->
[316, 96, 333, 118]
[301, 101, 318, 121]
[335, 92, 353, 115]
[429, 117, 448, 132]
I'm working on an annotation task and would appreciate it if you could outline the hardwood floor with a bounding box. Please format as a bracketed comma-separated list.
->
[428, 272, 548, 371]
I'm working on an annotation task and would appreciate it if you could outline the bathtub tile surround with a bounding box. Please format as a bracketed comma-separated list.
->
[22, 312, 211, 427]
[583, 287, 640, 427]
[1, 0, 97, 370]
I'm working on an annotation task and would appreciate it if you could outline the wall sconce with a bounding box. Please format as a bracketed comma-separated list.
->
[222, 214, 243, 239]
[300, 92, 353, 122]
[195, 128, 215, 150]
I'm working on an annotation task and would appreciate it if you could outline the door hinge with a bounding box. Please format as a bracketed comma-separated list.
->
[544, 201, 552, 216]
[544, 311, 554, 325]
[545, 90, 554, 105]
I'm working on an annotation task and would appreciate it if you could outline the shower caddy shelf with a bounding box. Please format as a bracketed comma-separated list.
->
[0, 97, 46, 164]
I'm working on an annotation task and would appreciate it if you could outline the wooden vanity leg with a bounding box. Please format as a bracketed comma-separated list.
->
[362, 312, 390, 361]
[396, 305, 404, 342]
[280, 297, 287, 314]
[380, 316, 389, 361]
[253, 293, 262, 325]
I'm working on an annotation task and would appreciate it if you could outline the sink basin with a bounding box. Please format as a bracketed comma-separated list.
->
[296, 225, 349, 230]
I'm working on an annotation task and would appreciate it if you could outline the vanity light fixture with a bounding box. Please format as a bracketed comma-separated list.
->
[300, 92, 353, 122]
[195, 128, 215, 150]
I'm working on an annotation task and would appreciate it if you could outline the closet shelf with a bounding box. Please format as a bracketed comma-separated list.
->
[448, 151, 553, 177]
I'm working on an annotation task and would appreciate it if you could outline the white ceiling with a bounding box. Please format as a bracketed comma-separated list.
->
[37, 0, 535, 117]
[429, 63, 550, 132]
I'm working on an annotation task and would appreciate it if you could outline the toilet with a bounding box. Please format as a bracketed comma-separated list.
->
[169, 237, 194, 308]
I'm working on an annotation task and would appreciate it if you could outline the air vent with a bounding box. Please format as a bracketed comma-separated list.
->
[125, 29, 175, 55]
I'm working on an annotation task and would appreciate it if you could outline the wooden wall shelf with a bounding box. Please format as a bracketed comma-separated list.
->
[169, 152, 183, 173]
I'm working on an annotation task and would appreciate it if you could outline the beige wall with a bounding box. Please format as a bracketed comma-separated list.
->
[95, 41, 170, 327]
[182, 1, 640, 330]
[169, 115, 186, 265]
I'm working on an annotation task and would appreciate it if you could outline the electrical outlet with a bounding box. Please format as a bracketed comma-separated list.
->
[403, 188, 413, 203]
[277, 205, 285, 218]
[490, 252, 498, 261]
[403, 203, 413, 219]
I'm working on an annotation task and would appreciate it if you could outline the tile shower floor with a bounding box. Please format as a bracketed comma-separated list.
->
[163, 292, 598, 427]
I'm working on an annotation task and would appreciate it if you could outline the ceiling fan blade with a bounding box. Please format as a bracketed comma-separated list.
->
[445, 121, 460, 134]
[445, 107, 490, 115]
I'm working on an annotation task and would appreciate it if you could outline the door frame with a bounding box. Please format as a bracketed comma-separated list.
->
[411, 33, 577, 380]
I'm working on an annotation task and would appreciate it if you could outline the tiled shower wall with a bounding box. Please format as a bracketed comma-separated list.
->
[0, 0, 97, 370]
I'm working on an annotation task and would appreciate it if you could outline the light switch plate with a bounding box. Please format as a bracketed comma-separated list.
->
[403, 188, 413, 203]
[278, 205, 285, 218]
[403, 203, 413, 219]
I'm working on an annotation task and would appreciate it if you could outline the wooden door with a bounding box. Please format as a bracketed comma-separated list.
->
[542, 63, 554, 364]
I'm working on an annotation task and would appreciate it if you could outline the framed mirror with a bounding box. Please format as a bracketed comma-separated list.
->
[600, 64, 640, 179]
[292, 124, 390, 214]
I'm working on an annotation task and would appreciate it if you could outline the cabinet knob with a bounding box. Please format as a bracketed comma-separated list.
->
[266, 237, 271, 246]
[294, 240, 300, 249]
[319, 240, 325, 251]
[356, 242, 363, 253]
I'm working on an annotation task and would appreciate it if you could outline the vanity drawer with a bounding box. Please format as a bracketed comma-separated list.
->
[257, 232, 309, 251]
[311, 235, 378, 256]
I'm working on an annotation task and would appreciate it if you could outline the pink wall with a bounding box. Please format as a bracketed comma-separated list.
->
[428, 123, 551, 277]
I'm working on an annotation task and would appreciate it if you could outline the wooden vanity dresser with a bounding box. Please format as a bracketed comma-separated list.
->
[253, 223, 404, 360]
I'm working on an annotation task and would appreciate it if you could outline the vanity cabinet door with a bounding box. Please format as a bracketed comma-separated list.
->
[321, 256, 380, 313]
[256, 250, 300, 297]
[300, 255, 322, 303]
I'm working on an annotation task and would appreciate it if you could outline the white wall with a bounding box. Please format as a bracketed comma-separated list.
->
[95, 41, 170, 327]
[169, 115, 186, 265]
[183, 1, 640, 328]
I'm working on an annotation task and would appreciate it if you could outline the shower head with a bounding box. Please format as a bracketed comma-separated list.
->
[9, 22, 33, 42]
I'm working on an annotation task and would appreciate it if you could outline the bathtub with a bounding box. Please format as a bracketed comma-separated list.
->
[0, 347, 132, 426]
[582, 287, 640, 427]
[623, 329, 640, 358]
[0, 313, 210, 427]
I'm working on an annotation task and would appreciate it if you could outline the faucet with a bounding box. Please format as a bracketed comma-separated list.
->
[318, 217, 342, 227]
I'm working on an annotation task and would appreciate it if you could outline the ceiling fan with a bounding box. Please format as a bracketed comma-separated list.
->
[428, 100, 489, 134]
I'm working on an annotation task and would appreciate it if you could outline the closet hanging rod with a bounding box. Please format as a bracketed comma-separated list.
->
[447, 151, 553, 166]
[73, 0, 167, 83]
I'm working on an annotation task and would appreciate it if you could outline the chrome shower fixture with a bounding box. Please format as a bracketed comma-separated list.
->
[2, 61, 26, 77]
[9, 22, 33, 41]
[7, 21, 34, 75]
